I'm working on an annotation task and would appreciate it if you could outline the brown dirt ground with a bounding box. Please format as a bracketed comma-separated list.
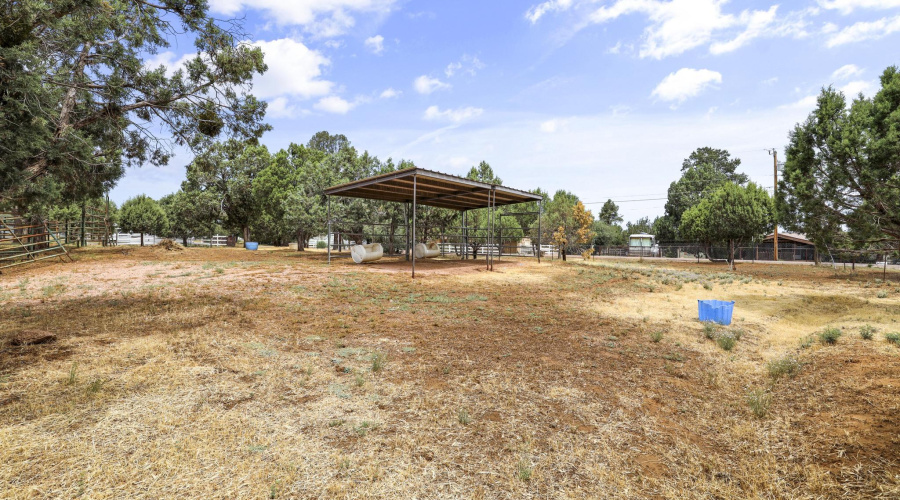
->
[0, 246, 898, 499]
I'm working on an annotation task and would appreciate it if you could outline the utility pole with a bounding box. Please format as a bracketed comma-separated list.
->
[768, 149, 779, 261]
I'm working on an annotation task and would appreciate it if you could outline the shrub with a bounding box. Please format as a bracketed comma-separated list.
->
[818, 327, 842, 345]
[860, 324, 876, 340]
[703, 282, 713, 290]
[767, 356, 801, 380]
[650, 331, 663, 343]
[517, 459, 533, 482]
[877, 291, 888, 298]
[716, 332, 736, 351]
[371, 352, 386, 372]
[746, 389, 771, 418]
[886, 332, 900, 346]
[316, 240, 327, 249]
[703, 323, 717, 340]
[458, 409, 471, 425]
[731, 328, 745, 341]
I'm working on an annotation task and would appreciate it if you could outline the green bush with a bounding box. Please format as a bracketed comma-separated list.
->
[703, 323, 717, 340]
[746, 389, 771, 418]
[767, 356, 801, 380]
[860, 324, 876, 340]
[886, 332, 900, 346]
[877, 290, 888, 299]
[716, 332, 736, 351]
[316, 240, 327, 249]
[818, 327, 842, 345]
[650, 331, 663, 343]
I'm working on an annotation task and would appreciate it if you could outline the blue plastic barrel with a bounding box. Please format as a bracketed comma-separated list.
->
[698, 300, 735, 325]
[245, 242, 259, 251]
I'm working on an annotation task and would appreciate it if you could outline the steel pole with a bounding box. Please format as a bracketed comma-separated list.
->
[412, 175, 417, 278]
[327, 196, 331, 264]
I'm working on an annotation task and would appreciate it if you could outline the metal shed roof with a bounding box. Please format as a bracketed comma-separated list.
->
[323, 167, 542, 211]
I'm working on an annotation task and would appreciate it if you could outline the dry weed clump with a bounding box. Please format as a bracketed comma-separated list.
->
[157, 238, 184, 251]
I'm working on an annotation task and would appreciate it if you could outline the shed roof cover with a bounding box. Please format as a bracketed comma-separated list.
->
[324, 167, 542, 210]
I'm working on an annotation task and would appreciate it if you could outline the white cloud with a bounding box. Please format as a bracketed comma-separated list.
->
[525, 0, 574, 23]
[780, 94, 818, 111]
[651, 68, 722, 104]
[826, 15, 900, 46]
[444, 55, 485, 77]
[413, 75, 451, 94]
[832, 64, 864, 80]
[540, 118, 568, 133]
[144, 51, 197, 77]
[250, 38, 333, 100]
[423, 105, 483, 123]
[818, 0, 900, 14]
[208, 0, 397, 37]
[379, 88, 401, 98]
[761, 76, 779, 86]
[709, 6, 778, 54]
[840, 80, 875, 97]
[364, 35, 385, 54]
[266, 97, 307, 118]
[314, 96, 359, 114]
[529, 0, 810, 58]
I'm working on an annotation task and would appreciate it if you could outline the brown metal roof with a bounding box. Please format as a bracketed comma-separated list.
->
[324, 167, 542, 210]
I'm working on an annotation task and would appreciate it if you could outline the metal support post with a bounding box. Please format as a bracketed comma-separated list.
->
[412, 175, 417, 278]
[327, 196, 331, 264]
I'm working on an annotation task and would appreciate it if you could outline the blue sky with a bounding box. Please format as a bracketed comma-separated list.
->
[111, 0, 900, 222]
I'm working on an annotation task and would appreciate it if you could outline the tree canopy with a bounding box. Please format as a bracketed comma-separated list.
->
[662, 147, 748, 239]
[780, 66, 900, 247]
[119, 194, 168, 246]
[0, 0, 268, 211]
[680, 182, 773, 267]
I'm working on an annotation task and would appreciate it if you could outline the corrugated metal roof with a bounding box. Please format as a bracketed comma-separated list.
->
[324, 167, 542, 210]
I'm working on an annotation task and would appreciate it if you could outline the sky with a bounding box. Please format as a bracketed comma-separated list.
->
[110, 0, 900, 222]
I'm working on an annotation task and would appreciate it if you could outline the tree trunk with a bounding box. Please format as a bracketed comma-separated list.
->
[562, 248, 567, 261]
[182, 236, 188, 247]
[242, 226, 250, 246]
[296, 232, 305, 251]
[140, 233, 144, 247]
[729, 240, 735, 271]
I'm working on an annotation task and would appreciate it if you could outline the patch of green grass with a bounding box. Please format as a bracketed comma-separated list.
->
[517, 459, 533, 482]
[464, 294, 488, 302]
[424, 294, 455, 304]
[354, 421, 379, 436]
[799, 335, 816, 349]
[886, 332, 900, 346]
[650, 331, 663, 343]
[328, 419, 345, 427]
[371, 352, 386, 372]
[703, 323, 717, 340]
[818, 327, 842, 345]
[716, 332, 736, 351]
[767, 355, 801, 380]
[458, 409, 471, 425]
[702, 282, 713, 290]
[86, 378, 105, 394]
[746, 388, 771, 418]
[67, 363, 78, 385]
[860, 324, 876, 340]
[662, 352, 683, 362]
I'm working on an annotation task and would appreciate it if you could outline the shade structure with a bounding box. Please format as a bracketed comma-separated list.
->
[324, 167, 542, 211]
[324, 167, 543, 278]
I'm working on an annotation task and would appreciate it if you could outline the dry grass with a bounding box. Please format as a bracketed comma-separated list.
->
[0, 247, 899, 498]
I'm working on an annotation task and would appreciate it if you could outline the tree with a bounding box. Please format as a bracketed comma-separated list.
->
[185, 140, 269, 244]
[253, 144, 326, 246]
[780, 66, 900, 247]
[598, 199, 623, 225]
[159, 190, 219, 246]
[462, 162, 502, 258]
[593, 221, 624, 247]
[680, 182, 773, 269]
[663, 147, 749, 238]
[307, 131, 350, 155]
[551, 201, 595, 261]
[0, 0, 269, 210]
[624, 216, 653, 236]
[119, 195, 168, 246]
